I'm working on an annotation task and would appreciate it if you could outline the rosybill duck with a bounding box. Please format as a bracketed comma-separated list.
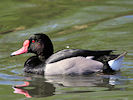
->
[11, 33, 127, 75]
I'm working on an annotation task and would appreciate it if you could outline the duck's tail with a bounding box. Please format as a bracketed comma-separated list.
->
[108, 52, 127, 71]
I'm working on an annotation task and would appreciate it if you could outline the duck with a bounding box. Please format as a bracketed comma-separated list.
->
[11, 33, 127, 75]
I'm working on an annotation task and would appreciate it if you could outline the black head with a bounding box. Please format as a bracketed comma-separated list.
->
[28, 33, 54, 58]
[11, 33, 54, 59]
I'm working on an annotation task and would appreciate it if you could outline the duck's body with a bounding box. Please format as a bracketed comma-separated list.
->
[45, 56, 103, 75]
[11, 33, 126, 75]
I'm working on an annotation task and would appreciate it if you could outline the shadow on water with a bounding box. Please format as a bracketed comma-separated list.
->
[12, 73, 128, 98]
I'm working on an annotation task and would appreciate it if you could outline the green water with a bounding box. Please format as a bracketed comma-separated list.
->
[0, 0, 133, 100]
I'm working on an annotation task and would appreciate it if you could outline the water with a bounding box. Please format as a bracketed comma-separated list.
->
[0, 0, 133, 100]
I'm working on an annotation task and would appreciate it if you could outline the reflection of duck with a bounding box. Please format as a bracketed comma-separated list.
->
[11, 33, 127, 75]
[13, 73, 127, 98]
[13, 82, 32, 98]
[13, 77, 55, 98]
[45, 74, 124, 87]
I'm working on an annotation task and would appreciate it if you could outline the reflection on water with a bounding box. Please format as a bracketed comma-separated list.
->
[12, 73, 128, 98]
[13, 76, 55, 98]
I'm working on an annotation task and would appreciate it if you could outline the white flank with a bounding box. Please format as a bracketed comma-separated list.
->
[108, 56, 124, 71]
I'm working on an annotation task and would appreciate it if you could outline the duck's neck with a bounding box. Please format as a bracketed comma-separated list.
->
[24, 51, 53, 75]
[38, 50, 53, 62]
[24, 56, 45, 75]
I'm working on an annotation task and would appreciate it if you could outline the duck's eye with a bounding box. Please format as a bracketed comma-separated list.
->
[32, 40, 35, 43]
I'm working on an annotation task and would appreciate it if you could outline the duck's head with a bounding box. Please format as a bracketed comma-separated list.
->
[11, 33, 54, 59]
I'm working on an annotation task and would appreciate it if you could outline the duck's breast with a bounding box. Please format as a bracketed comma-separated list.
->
[44, 57, 103, 75]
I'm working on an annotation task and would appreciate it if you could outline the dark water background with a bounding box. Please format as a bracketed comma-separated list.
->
[0, 0, 133, 100]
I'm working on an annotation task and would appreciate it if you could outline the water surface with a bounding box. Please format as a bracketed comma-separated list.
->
[0, 0, 133, 100]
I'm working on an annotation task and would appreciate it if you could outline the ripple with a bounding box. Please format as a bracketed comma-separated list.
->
[107, 0, 133, 5]
[92, 15, 133, 30]
[0, 64, 22, 71]
[0, 80, 25, 85]
[11, 69, 23, 74]
[0, 73, 25, 80]
[124, 15, 133, 18]
[83, 6, 132, 12]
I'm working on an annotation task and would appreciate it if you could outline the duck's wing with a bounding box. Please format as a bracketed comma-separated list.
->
[46, 49, 114, 64]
